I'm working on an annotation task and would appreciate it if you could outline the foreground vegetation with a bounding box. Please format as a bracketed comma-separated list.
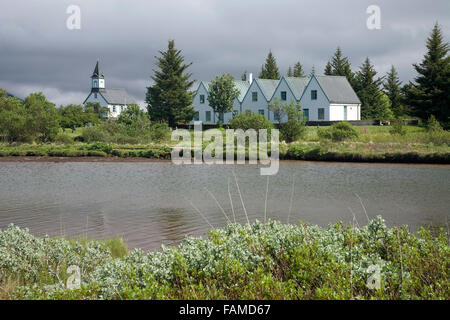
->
[0, 217, 448, 300]
[1, 123, 449, 163]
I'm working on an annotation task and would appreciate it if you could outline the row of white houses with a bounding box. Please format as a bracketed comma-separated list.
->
[192, 73, 361, 123]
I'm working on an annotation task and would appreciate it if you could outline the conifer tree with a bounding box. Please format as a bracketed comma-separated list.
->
[324, 61, 333, 75]
[259, 51, 280, 79]
[287, 66, 293, 77]
[405, 23, 450, 123]
[383, 65, 403, 117]
[146, 40, 195, 127]
[329, 47, 355, 85]
[293, 62, 305, 77]
[354, 57, 393, 120]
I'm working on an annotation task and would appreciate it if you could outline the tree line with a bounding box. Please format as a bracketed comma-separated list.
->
[147, 23, 448, 126]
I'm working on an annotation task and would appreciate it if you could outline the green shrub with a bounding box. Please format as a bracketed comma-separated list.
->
[84, 142, 113, 154]
[280, 118, 307, 143]
[81, 126, 108, 143]
[426, 115, 443, 133]
[3, 218, 449, 300]
[230, 110, 274, 132]
[318, 122, 359, 141]
[150, 123, 170, 142]
[317, 127, 333, 140]
[389, 118, 407, 136]
[54, 133, 75, 145]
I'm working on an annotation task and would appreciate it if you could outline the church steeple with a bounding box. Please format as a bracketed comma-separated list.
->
[91, 61, 105, 92]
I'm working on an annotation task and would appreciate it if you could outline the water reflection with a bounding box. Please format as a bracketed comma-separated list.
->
[0, 161, 448, 250]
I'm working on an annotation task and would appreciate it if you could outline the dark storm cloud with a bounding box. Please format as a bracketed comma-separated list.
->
[0, 0, 449, 106]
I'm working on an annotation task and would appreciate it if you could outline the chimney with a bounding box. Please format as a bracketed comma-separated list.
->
[248, 72, 253, 85]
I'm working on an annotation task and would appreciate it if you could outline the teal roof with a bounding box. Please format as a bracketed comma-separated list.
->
[254, 79, 279, 101]
[284, 77, 309, 100]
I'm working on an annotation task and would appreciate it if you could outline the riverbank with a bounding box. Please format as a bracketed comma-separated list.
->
[0, 142, 449, 164]
[0, 217, 448, 300]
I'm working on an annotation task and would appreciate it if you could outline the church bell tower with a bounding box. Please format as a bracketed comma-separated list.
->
[91, 61, 105, 92]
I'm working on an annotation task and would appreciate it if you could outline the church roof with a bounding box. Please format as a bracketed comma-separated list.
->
[91, 61, 104, 79]
[99, 88, 135, 105]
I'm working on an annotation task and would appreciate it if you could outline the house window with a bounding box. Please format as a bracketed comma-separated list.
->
[311, 90, 317, 100]
[200, 95, 205, 104]
[112, 106, 116, 113]
[252, 92, 258, 102]
[303, 109, 309, 121]
[281, 91, 287, 101]
[193, 111, 200, 121]
[258, 109, 265, 116]
[274, 113, 279, 121]
[318, 108, 325, 120]
[205, 111, 211, 122]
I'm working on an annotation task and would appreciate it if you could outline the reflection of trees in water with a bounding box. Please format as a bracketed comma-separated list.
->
[156, 207, 193, 246]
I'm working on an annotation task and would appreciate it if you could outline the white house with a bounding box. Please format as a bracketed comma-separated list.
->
[83, 61, 136, 118]
[299, 75, 361, 121]
[192, 79, 250, 123]
[192, 72, 361, 123]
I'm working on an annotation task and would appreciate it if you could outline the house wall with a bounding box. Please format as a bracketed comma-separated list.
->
[192, 83, 240, 124]
[241, 81, 269, 120]
[300, 77, 331, 121]
[268, 78, 296, 122]
[329, 104, 360, 121]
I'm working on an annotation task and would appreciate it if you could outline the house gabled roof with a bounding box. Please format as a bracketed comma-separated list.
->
[254, 79, 279, 101]
[314, 75, 361, 104]
[196, 80, 250, 102]
[98, 88, 135, 105]
[284, 77, 310, 101]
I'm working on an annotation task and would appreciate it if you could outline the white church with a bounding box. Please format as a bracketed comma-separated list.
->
[83, 61, 136, 118]
[192, 73, 361, 123]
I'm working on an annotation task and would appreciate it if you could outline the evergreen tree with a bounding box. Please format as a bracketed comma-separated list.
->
[293, 62, 305, 77]
[324, 61, 333, 75]
[259, 51, 280, 79]
[146, 40, 195, 127]
[383, 65, 403, 117]
[241, 71, 247, 81]
[354, 57, 392, 120]
[405, 23, 450, 124]
[287, 66, 293, 77]
[329, 47, 355, 85]
[309, 65, 315, 77]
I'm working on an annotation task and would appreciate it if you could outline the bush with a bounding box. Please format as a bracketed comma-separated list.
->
[280, 118, 307, 143]
[83, 142, 113, 154]
[426, 115, 443, 133]
[54, 133, 75, 145]
[81, 126, 108, 143]
[3, 218, 449, 300]
[149, 123, 170, 142]
[318, 122, 359, 141]
[230, 110, 274, 132]
[390, 118, 407, 136]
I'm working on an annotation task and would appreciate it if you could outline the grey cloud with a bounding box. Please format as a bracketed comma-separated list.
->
[0, 0, 448, 106]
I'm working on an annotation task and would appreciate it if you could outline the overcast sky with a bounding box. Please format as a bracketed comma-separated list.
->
[0, 0, 449, 107]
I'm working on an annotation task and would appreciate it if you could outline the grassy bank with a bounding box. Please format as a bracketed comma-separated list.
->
[0, 125, 449, 163]
[1, 217, 448, 300]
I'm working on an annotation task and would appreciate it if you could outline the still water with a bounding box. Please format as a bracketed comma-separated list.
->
[0, 161, 448, 250]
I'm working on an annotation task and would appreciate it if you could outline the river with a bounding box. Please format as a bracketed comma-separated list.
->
[0, 161, 448, 250]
